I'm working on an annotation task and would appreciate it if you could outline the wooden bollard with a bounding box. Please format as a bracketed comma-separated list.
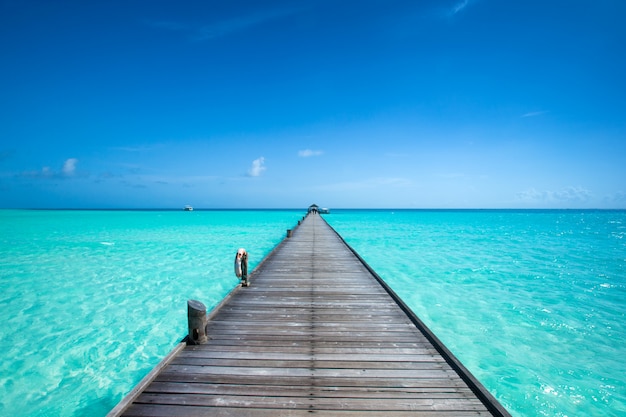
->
[187, 299, 207, 345]
[287, 229, 292, 238]
[298, 220, 301, 225]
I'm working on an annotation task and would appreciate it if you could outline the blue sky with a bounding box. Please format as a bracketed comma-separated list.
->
[1, 0, 625, 209]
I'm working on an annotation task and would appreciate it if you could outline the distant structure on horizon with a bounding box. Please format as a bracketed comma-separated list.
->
[308, 204, 330, 214]
[183, 205, 193, 211]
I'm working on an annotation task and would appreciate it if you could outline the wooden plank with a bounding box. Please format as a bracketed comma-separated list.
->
[145, 381, 476, 398]
[122, 404, 494, 417]
[132, 393, 487, 411]
[176, 352, 445, 362]
[154, 374, 474, 389]
[112, 213, 511, 417]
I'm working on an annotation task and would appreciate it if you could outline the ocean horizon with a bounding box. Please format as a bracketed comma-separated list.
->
[1, 209, 624, 416]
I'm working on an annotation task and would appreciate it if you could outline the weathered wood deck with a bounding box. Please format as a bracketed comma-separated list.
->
[110, 213, 510, 416]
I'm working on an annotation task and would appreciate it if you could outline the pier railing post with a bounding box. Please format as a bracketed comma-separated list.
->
[287, 229, 292, 238]
[187, 299, 208, 345]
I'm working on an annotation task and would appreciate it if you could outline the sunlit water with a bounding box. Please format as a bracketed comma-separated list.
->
[326, 210, 626, 417]
[1, 209, 624, 417]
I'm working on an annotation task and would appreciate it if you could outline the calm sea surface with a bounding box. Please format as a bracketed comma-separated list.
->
[0, 209, 624, 417]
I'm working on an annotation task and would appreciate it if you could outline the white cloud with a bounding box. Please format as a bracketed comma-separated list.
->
[298, 149, 323, 157]
[63, 158, 78, 176]
[21, 158, 79, 179]
[247, 157, 266, 177]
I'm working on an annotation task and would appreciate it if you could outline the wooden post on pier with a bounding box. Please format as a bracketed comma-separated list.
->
[186, 299, 207, 345]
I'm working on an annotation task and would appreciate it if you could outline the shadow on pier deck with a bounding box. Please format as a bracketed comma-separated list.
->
[109, 213, 511, 416]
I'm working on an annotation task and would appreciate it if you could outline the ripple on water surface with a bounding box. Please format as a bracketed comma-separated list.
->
[325, 209, 626, 417]
[0, 209, 303, 417]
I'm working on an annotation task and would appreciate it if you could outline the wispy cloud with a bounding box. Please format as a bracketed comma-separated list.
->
[247, 157, 266, 177]
[148, 6, 303, 41]
[451, 0, 471, 15]
[298, 149, 323, 158]
[196, 9, 291, 41]
[604, 191, 626, 205]
[440, 0, 477, 19]
[516, 186, 592, 205]
[522, 111, 549, 118]
[110, 145, 159, 152]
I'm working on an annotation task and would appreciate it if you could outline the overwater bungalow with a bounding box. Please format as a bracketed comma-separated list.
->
[308, 204, 330, 214]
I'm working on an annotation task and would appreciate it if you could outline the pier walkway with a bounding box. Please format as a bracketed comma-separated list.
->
[111, 213, 510, 416]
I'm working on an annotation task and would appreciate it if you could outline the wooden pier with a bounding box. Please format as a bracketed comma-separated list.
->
[109, 213, 511, 416]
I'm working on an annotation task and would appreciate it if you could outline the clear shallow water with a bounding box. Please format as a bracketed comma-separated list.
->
[325, 210, 626, 417]
[0, 209, 303, 416]
[1, 209, 624, 417]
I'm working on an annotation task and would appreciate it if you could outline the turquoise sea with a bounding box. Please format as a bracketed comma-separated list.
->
[0, 209, 624, 417]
